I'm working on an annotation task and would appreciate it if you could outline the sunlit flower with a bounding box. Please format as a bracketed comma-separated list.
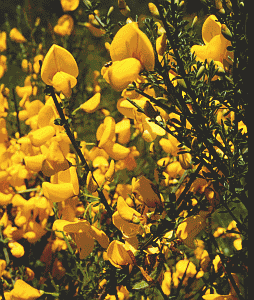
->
[102, 22, 155, 91]
[9, 28, 27, 43]
[102, 58, 142, 92]
[42, 162, 79, 202]
[10, 279, 42, 300]
[115, 118, 131, 144]
[61, 0, 79, 11]
[41, 140, 70, 176]
[80, 92, 101, 113]
[33, 54, 44, 74]
[117, 196, 141, 223]
[41, 44, 79, 97]
[54, 15, 74, 36]
[191, 15, 233, 72]
[0, 31, 7, 52]
[0, 259, 6, 277]
[133, 110, 166, 142]
[8, 241, 25, 258]
[176, 211, 210, 249]
[21, 59, 33, 73]
[28, 125, 56, 147]
[132, 176, 162, 208]
[0, 55, 7, 79]
[53, 219, 109, 259]
[0, 85, 9, 117]
[161, 270, 172, 296]
[106, 240, 134, 268]
[173, 260, 197, 287]
[110, 22, 155, 71]
[105, 159, 115, 182]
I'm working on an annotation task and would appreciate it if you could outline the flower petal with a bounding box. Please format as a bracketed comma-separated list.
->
[41, 44, 78, 85]
[80, 92, 101, 113]
[102, 58, 142, 91]
[110, 22, 155, 71]
[202, 15, 221, 45]
[52, 71, 76, 97]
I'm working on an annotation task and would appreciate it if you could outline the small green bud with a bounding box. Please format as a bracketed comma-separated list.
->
[221, 24, 233, 41]
[196, 65, 206, 80]
[177, 78, 187, 89]
[191, 16, 198, 27]
[107, 6, 114, 17]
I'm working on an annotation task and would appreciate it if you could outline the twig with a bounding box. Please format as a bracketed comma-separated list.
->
[12, 88, 22, 137]
[48, 86, 113, 217]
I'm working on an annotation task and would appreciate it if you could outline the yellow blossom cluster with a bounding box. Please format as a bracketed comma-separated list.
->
[0, 2, 247, 300]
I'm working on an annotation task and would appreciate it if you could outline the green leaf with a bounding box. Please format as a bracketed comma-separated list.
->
[132, 280, 150, 290]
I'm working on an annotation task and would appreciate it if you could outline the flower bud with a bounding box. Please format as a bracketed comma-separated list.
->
[196, 65, 206, 80]
[86, 171, 98, 193]
[221, 24, 233, 41]
[148, 3, 160, 17]
[105, 159, 115, 182]
[179, 152, 192, 169]
[191, 16, 198, 27]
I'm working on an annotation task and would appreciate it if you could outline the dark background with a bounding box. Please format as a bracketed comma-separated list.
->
[0, 0, 208, 27]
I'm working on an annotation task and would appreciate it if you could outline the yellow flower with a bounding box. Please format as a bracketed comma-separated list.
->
[105, 159, 115, 182]
[102, 22, 155, 91]
[133, 110, 166, 142]
[132, 176, 162, 208]
[106, 240, 134, 268]
[8, 241, 25, 258]
[42, 163, 79, 202]
[53, 219, 109, 259]
[61, 0, 79, 11]
[33, 54, 44, 74]
[11, 279, 42, 300]
[0, 259, 6, 277]
[41, 140, 70, 177]
[54, 15, 74, 36]
[117, 196, 141, 223]
[80, 92, 101, 113]
[191, 15, 233, 71]
[41, 44, 79, 97]
[101, 58, 142, 92]
[148, 3, 160, 17]
[110, 22, 155, 71]
[113, 211, 143, 239]
[161, 270, 172, 296]
[0, 55, 7, 79]
[9, 28, 27, 43]
[21, 59, 33, 73]
[0, 31, 7, 52]
[176, 211, 210, 249]
[28, 126, 56, 147]
[173, 260, 197, 287]
[115, 118, 131, 144]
